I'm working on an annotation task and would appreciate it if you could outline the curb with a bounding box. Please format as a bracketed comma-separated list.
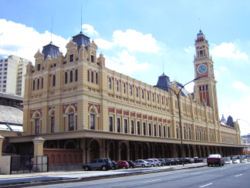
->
[0, 164, 206, 188]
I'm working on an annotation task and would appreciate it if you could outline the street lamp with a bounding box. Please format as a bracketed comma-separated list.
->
[168, 77, 201, 166]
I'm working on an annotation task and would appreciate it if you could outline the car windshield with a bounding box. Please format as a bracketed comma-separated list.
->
[208, 154, 221, 158]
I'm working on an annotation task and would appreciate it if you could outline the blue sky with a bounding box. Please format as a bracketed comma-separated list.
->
[1, 0, 250, 135]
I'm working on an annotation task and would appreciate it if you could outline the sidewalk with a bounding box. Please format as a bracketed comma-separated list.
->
[0, 163, 206, 187]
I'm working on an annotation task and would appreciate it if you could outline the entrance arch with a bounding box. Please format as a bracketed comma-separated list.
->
[120, 143, 127, 160]
[89, 140, 100, 161]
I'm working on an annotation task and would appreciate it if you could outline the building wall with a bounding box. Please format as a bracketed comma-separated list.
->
[22, 33, 241, 148]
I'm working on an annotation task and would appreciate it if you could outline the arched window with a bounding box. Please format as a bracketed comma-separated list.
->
[116, 80, 119, 91]
[137, 121, 140, 135]
[109, 116, 113, 132]
[90, 114, 95, 129]
[65, 72, 68, 84]
[136, 87, 139, 97]
[130, 85, 132, 96]
[117, 118, 121, 132]
[35, 118, 40, 135]
[124, 119, 128, 133]
[91, 71, 94, 83]
[142, 90, 144, 99]
[68, 113, 74, 131]
[159, 125, 161, 137]
[108, 77, 112, 89]
[96, 73, 98, 84]
[143, 122, 146, 135]
[154, 125, 157, 136]
[123, 83, 126, 93]
[33, 80, 35, 90]
[70, 71, 73, 82]
[52, 75, 56, 86]
[131, 120, 134, 134]
[37, 79, 40, 89]
[149, 124, 152, 136]
[50, 116, 55, 133]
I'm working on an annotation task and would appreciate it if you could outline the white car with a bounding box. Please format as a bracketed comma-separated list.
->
[135, 159, 151, 167]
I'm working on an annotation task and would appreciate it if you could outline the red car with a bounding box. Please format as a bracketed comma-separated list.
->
[207, 154, 224, 167]
[117, 160, 130, 169]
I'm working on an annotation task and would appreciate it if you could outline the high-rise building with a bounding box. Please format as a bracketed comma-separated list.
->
[0, 55, 29, 96]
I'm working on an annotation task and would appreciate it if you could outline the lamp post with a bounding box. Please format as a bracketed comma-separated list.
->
[168, 77, 200, 166]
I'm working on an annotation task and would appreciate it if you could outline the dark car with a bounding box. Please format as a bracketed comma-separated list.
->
[83, 158, 112, 171]
[207, 154, 224, 167]
[111, 160, 118, 169]
[127, 160, 136, 168]
[158, 158, 166, 166]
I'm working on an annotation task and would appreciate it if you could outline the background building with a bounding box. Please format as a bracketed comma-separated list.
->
[241, 134, 250, 154]
[0, 55, 29, 96]
[7, 31, 243, 169]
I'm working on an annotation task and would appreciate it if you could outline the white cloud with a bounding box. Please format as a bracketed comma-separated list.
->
[95, 38, 114, 49]
[232, 81, 250, 91]
[211, 42, 248, 61]
[106, 50, 150, 75]
[82, 24, 98, 36]
[219, 66, 228, 71]
[184, 46, 195, 54]
[0, 19, 68, 62]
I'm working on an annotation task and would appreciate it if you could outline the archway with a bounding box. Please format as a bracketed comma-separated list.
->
[120, 143, 127, 160]
[142, 143, 148, 159]
[89, 140, 100, 161]
[177, 145, 181, 158]
[130, 142, 135, 160]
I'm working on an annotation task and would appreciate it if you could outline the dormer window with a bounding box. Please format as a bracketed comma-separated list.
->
[70, 54, 74, 62]
[37, 64, 41, 71]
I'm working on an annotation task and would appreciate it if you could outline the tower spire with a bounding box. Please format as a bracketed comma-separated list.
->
[81, 4, 83, 33]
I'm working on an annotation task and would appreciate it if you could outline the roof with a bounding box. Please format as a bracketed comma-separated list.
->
[42, 42, 60, 59]
[0, 105, 23, 124]
[72, 32, 90, 50]
[154, 73, 170, 91]
[197, 30, 204, 36]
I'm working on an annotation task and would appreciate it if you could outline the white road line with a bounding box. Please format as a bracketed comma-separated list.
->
[145, 179, 161, 183]
[235, 174, 243, 177]
[199, 183, 213, 188]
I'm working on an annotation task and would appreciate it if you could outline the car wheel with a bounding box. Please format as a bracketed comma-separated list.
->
[142, 164, 145, 168]
[102, 166, 107, 171]
[84, 166, 89, 171]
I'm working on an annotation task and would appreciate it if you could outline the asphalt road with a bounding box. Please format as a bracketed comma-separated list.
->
[33, 163, 250, 188]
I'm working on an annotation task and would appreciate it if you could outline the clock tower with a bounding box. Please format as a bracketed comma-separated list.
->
[193, 30, 219, 121]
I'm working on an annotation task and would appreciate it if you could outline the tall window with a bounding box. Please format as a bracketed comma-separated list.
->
[164, 126, 166, 137]
[154, 125, 157, 136]
[136, 87, 138, 97]
[65, 72, 68, 84]
[51, 116, 55, 133]
[131, 120, 134, 134]
[35, 118, 40, 135]
[116, 80, 119, 91]
[68, 114, 74, 131]
[117, 118, 121, 133]
[168, 127, 170, 138]
[137, 121, 140, 135]
[143, 122, 146, 135]
[91, 72, 94, 83]
[52, 75, 56, 86]
[109, 116, 113, 132]
[33, 80, 35, 90]
[124, 119, 128, 133]
[149, 124, 152, 136]
[75, 69, 78, 81]
[123, 83, 126, 93]
[90, 114, 95, 130]
[91, 55, 94, 62]
[176, 128, 179, 139]
[70, 54, 73, 62]
[96, 73, 98, 84]
[108, 77, 112, 89]
[37, 79, 40, 89]
[70, 71, 73, 82]
[142, 90, 144, 99]
[159, 125, 161, 137]
[147, 91, 150, 100]
[189, 128, 192, 140]
[130, 85, 132, 96]
[41, 78, 43, 89]
[184, 127, 186, 139]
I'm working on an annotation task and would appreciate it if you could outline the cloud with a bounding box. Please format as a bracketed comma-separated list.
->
[82, 24, 98, 36]
[211, 42, 248, 61]
[0, 19, 68, 62]
[219, 66, 228, 71]
[184, 46, 195, 54]
[95, 38, 114, 49]
[232, 81, 250, 91]
[106, 50, 150, 75]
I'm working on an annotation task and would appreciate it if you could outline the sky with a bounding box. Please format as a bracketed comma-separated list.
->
[0, 0, 250, 135]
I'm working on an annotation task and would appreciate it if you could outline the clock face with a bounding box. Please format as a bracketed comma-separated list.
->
[198, 64, 207, 74]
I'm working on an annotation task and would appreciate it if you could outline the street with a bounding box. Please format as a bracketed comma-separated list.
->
[33, 163, 250, 188]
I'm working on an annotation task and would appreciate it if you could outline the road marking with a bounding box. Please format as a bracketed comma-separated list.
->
[199, 183, 213, 188]
[145, 179, 161, 183]
[235, 174, 243, 177]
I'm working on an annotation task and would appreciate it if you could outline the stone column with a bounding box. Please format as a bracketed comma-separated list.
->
[0, 135, 4, 158]
[33, 137, 45, 157]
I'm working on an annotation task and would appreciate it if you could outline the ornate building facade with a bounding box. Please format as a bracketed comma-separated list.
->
[9, 30, 243, 168]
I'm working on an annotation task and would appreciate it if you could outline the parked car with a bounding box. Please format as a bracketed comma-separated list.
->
[158, 158, 166, 166]
[111, 160, 119, 169]
[134, 159, 151, 167]
[83, 158, 112, 171]
[194, 157, 203, 163]
[207, 154, 224, 167]
[146, 159, 156, 167]
[117, 160, 130, 169]
[148, 158, 161, 166]
[127, 160, 136, 168]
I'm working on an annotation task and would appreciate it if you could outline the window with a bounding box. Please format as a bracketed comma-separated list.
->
[70, 54, 74, 62]
[131, 120, 134, 134]
[159, 125, 161, 137]
[136, 87, 138, 97]
[91, 55, 94, 62]
[142, 90, 144, 99]
[51, 116, 55, 133]
[157, 95, 159, 103]
[154, 125, 157, 136]
[153, 93, 155, 102]
[70, 71, 73, 82]
[117, 118, 121, 133]
[68, 114, 74, 131]
[41, 78, 43, 89]
[147, 91, 150, 100]
[137, 121, 140, 135]
[75, 69, 78, 81]
[65, 72, 68, 84]
[164, 126, 166, 137]
[109, 116, 113, 132]
[96, 73, 98, 84]
[108, 77, 112, 89]
[149, 124, 151, 136]
[38, 64, 41, 71]
[130, 85, 132, 96]
[52, 75, 56, 86]
[189, 128, 192, 140]
[88, 70, 90, 82]
[35, 118, 40, 135]
[162, 96, 164, 104]
[91, 72, 94, 83]
[168, 127, 170, 138]
[124, 119, 128, 133]
[176, 128, 179, 139]
[90, 114, 95, 130]
[116, 80, 119, 91]
[143, 122, 146, 135]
